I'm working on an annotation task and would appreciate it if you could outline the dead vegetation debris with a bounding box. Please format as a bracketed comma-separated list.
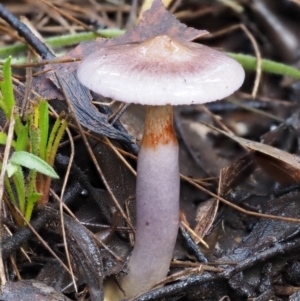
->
[1, 0, 300, 300]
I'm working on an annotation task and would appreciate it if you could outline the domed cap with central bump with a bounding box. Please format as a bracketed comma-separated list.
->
[77, 35, 244, 106]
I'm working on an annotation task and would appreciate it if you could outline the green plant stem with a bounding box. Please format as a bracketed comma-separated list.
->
[0, 57, 23, 135]
[4, 175, 17, 206]
[38, 100, 49, 161]
[48, 119, 68, 167]
[15, 124, 28, 151]
[29, 125, 40, 156]
[27, 169, 36, 199]
[12, 166, 25, 214]
[39, 117, 68, 207]
[0, 29, 125, 58]
[46, 117, 62, 163]
[25, 169, 40, 222]
[227, 52, 300, 80]
[25, 192, 41, 222]
[0, 57, 14, 116]
[4, 175, 22, 226]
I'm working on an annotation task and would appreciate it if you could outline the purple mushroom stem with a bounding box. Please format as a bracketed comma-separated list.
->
[120, 104, 179, 296]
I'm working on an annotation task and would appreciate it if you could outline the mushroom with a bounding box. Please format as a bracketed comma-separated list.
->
[77, 35, 245, 299]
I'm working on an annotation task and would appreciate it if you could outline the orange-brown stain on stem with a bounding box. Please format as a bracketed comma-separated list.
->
[141, 105, 177, 148]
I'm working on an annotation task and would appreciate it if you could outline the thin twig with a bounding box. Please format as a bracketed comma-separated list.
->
[38, 0, 99, 35]
[108, 103, 130, 125]
[3, 224, 31, 263]
[227, 98, 284, 123]
[9, 255, 21, 280]
[93, 99, 116, 107]
[59, 125, 77, 292]
[200, 105, 234, 135]
[181, 220, 209, 249]
[237, 92, 293, 107]
[0, 57, 81, 68]
[240, 24, 261, 98]
[181, 174, 300, 223]
[0, 111, 15, 286]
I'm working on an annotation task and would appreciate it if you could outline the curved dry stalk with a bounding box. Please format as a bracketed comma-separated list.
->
[59, 125, 77, 292]
[182, 174, 300, 224]
[0, 111, 15, 286]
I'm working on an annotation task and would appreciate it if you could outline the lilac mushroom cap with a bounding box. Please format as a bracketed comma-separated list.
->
[77, 34, 245, 300]
[77, 35, 245, 106]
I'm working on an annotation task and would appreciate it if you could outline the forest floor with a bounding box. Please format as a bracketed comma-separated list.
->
[1, 1, 300, 300]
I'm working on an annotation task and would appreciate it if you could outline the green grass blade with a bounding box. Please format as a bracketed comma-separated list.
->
[4, 175, 18, 206]
[29, 125, 40, 156]
[48, 119, 68, 167]
[46, 117, 61, 163]
[38, 100, 49, 161]
[15, 124, 28, 151]
[0, 97, 7, 118]
[24, 168, 38, 222]
[0, 58, 23, 135]
[13, 114, 24, 139]
[0, 132, 8, 145]
[227, 53, 300, 79]
[0, 57, 14, 117]
[11, 165, 26, 214]
[10, 151, 59, 179]
[25, 192, 41, 221]
[0, 161, 18, 206]
[27, 169, 36, 197]
[0, 29, 125, 57]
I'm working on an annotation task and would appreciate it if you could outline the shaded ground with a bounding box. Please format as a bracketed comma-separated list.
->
[1, 0, 300, 300]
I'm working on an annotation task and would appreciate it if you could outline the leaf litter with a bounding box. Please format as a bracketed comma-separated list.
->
[2, 0, 300, 300]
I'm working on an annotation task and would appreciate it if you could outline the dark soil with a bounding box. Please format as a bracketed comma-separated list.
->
[1, 1, 300, 300]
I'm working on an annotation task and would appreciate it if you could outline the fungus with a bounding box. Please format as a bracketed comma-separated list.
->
[77, 34, 244, 299]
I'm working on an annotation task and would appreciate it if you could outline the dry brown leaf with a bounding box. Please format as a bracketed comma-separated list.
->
[205, 123, 300, 185]
[194, 198, 218, 240]
[218, 153, 256, 196]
